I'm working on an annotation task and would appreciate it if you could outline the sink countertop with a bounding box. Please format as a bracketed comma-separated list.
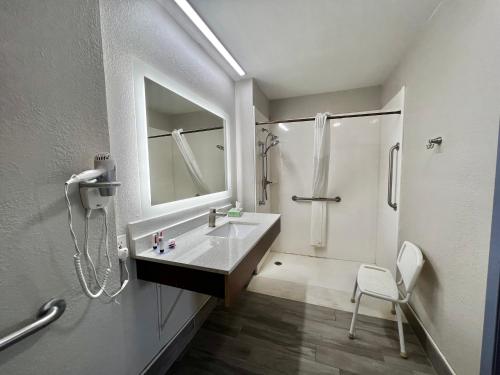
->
[134, 212, 281, 274]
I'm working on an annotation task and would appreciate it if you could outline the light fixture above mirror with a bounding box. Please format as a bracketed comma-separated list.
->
[174, 0, 245, 76]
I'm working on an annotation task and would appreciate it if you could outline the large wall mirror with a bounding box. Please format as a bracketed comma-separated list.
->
[134, 62, 231, 218]
[145, 78, 227, 205]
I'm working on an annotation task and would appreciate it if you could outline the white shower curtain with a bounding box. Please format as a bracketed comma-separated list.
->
[171, 129, 210, 195]
[310, 113, 331, 247]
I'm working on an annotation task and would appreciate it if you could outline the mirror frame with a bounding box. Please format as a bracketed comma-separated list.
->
[133, 61, 232, 218]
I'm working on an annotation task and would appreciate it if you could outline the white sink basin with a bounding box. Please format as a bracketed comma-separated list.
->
[207, 222, 258, 239]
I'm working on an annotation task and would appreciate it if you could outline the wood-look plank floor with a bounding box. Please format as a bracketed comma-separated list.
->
[167, 291, 435, 375]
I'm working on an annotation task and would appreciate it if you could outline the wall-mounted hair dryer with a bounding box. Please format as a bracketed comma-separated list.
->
[64, 153, 128, 300]
[66, 153, 119, 210]
[66, 168, 106, 184]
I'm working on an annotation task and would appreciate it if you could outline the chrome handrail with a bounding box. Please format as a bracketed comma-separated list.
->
[79, 181, 122, 188]
[387, 142, 400, 211]
[0, 298, 66, 352]
[292, 195, 341, 202]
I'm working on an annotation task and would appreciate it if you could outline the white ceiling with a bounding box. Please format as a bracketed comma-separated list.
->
[175, 0, 441, 99]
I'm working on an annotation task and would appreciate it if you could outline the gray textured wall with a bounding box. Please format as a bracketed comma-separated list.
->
[0, 1, 158, 374]
[382, 1, 500, 373]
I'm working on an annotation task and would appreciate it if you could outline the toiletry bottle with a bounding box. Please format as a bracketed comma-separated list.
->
[158, 232, 165, 254]
[168, 238, 176, 249]
[153, 233, 158, 252]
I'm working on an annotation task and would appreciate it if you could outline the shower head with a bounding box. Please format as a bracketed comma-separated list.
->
[265, 131, 278, 144]
[264, 140, 279, 155]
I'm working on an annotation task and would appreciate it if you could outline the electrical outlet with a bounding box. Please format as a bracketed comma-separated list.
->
[117, 234, 129, 261]
[117, 246, 129, 261]
[117, 234, 127, 249]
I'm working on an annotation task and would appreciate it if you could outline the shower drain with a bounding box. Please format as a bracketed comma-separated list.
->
[274, 261, 282, 266]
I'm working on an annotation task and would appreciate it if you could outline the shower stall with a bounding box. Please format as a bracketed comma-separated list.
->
[250, 90, 405, 319]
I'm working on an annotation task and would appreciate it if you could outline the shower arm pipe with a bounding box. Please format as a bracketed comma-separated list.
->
[255, 110, 401, 126]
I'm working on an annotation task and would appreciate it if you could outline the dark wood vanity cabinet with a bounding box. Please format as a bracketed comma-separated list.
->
[136, 218, 280, 307]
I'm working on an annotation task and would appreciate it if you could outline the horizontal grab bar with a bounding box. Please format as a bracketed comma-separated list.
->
[292, 195, 341, 202]
[79, 181, 122, 188]
[0, 298, 66, 352]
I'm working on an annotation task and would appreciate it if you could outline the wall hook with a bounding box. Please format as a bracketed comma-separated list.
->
[426, 137, 443, 149]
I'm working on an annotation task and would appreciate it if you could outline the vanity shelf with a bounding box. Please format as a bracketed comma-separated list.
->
[134, 214, 280, 307]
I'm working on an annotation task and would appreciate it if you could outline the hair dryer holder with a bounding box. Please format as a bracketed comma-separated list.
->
[79, 181, 121, 209]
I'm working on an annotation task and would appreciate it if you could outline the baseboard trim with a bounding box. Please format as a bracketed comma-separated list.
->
[402, 303, 456, 375]
[142, 296, 217, 375]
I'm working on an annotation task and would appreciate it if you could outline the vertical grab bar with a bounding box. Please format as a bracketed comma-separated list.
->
[387, 142, 400, 211]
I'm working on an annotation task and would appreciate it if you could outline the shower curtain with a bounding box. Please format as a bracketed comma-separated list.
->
[171, 129, 210, 195]
[310, 113, 331, 247]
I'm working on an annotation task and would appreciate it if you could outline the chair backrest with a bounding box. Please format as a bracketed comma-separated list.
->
[396, 241, 424, 294]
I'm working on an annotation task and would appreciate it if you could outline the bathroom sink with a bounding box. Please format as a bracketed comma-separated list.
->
[207, 222, 258, 239]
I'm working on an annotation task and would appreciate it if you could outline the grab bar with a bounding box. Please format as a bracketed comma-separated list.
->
[79, 181, 122, 188]
[0, 298, 66, 352]
[292, 195, 341, 202]
[387, 142, 400, 211]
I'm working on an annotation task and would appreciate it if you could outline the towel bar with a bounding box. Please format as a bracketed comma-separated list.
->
[292, 195, 341, 202]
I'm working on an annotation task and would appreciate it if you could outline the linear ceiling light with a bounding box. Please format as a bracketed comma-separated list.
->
[174, 0, 246, 76]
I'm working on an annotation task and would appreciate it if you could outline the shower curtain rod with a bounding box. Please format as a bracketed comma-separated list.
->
[148, 126, 223, 139]
[255, 110, 401, 126]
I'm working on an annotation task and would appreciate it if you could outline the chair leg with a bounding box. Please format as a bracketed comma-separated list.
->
[348, 293, 362, 339]
[391, 302, 396, 315]
[395, 303, 407, 359]
[350, 279, 358, 303]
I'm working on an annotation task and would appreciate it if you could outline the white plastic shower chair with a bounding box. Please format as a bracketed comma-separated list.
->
[348, 241, 424, 358]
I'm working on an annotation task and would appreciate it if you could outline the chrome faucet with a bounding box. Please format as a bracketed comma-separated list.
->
[208, 208, 226, 227]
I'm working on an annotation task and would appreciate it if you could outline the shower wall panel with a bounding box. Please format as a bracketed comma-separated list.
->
[270, 118, 380, 262]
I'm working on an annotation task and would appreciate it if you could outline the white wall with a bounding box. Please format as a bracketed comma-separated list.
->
[235, 79, 257, 211]
[99, 0, 235, 372]
[270, 118, 380, 262]
[382, 1, 500, 373]
[269, 86, 381, 120]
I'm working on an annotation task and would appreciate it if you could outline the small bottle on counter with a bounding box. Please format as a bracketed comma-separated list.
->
[168, 238, 176, 250]
[158, 232, 165, 254]
[153, 233, 158, 252]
